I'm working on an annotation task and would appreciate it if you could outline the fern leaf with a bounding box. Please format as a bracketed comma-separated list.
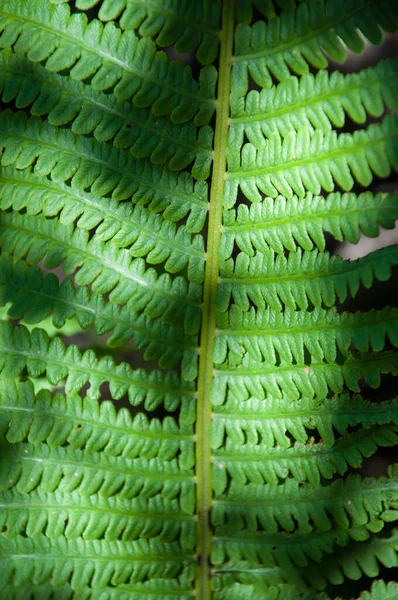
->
[0, 322, 193, 411]
[230, 57, 398, 148]
[213, 351, 398, 405]
[0, 535, 195, 589]
[0, 487, 196, 546]
[211, 393, 398, 448]
[222, 192, 398, 256]
[218, 247, 398, 312]
[353, 580, 398, 600]
[213, 473, 398, 535]
[101, 0, 221, 65]
[0, 110, 209, 231]
[0, 583, 74, 600]
[0, 255, 199, 377]
[215, 580, 398, 600]
[232, 0, 398, 94]
[302, 529, 398, 589]
[214, 306, 398, 365]
[1, 0, 398, 597]
[0, 168, 206, 281]
[0, 441, 194, 501]
[52, 0, 221, 65]
[212, 425, 398, 491]
[0, 253, 199, 373]
[0, 380, 194, 461]
[212, 527, 386, 591]
[1, 580, 194, 600]
[225, 116, 398, 205]
[0, 211, 202, 332]
[235, 0, 300, 24]
[0, 0, 217, 124]
[0, 49, 213, 178]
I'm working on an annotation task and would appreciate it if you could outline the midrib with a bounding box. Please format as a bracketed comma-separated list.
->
[195, 2, 234, 599]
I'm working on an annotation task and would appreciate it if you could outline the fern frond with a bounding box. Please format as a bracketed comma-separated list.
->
[52, 0, 221, 65]
[213, 351, 398, 404]
[214, 583, 322, 600]
[0, 535, 195, 589]
[225, 115, 398, 205]
[0, 380, 196, 545]
[214, 306, 398, 366]
[0, 168, 206, 281]
[0, 255, 199, 377]
[212, 425, 398, 490]
[1, 580, 194, 600]
[0, 441, 194, 501]
[211, 393, 398, 448]
[0, 0, 217, 124]
[100, 0, 220, 65]
[214, 522, 398, 592]
[0, 487, 196, 546]
[0, 49, 213, 178]
[230, 58, 398, 147]
[353, 580, 398, 600]
[0, 110, 208, 231]
[212, 526, 383, 591]
[231, 0, 398, 94]
[213, 474, 398, 534]
[302, 528, 398, 589]
[0, 254, 199, 373]
[221, 192, 398, 256]
[0, 380, 194, 461]
[1, 0, 397, 596]
[0, 322, 193, 411]
[0, 211, 202, 332]
[0, 582, 74, 600]
[218, 246, 398, 312]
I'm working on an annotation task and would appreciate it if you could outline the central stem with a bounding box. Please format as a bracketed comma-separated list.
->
[195, 1, 234, 598]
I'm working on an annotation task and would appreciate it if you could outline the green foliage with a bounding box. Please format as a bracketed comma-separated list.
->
[0, 0, 398, 598]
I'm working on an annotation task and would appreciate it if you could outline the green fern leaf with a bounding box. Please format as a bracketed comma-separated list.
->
[1, 0, 398, 598]
[0, 49, 213, 178]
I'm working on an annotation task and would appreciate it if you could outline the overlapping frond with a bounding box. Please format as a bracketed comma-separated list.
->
[0, 211, 202, 333]
[214, 306, 398, 366]
[235, 0, 301, 24]
[0, 321, 193, 411]
[52, 0, 221, 65]
[0, 536, 195, 589]
[213, 473, 398, 534]
[0, 441, 192, 499]
[0, 379, 196, 595]
[212, 527, 398, 592]
[212, 425, 398, 490]
[0, 110, 209, 231]
[0, 167, 206, 281]
[0, 49, 213, 178]
[0, 253, 199, 374]
[0, 0, 217, 124]
[214, 579, 398, 600]
[213, 350, 398, 403]
[0, 380, 194, 459]
[0, 487, 196, 545]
